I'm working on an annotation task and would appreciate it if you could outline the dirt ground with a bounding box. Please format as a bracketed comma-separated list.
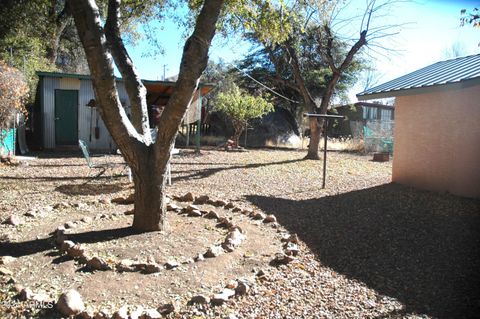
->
[1, 148, 479, 318]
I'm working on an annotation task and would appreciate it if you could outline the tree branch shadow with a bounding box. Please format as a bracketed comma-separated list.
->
[246, 183, 480, 318]
[172, 158, 304, 182]
[0, 227, 141, 258]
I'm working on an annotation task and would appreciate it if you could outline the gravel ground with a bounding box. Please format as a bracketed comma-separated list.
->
[1, 148, 479, 318]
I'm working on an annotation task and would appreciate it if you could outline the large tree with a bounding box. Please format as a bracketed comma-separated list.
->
[246, 0, 400, 159]
[68, 0, 224, 231]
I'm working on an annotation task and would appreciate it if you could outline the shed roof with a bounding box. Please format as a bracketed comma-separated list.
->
[36, 71, 215, 96]
[357, 54, 480, 100]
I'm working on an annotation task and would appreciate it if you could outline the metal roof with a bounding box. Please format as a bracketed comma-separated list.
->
[36, 71, 215, 90]
[357, 54, 480, 100]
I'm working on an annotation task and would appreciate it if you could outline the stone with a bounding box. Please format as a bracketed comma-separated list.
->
[204, 210, 220, 219]
[194, 253, 205, 262]
[231, 207, 242, 213]
[94, 309, 112, 319]
[0, 256, 16, 265]
[235, 280, 250, 296]
[241, 209, 254, 215]
[187, 209, 203, 217]
[112, 305, 129, 319]
[60, 240, 76, 253]
[56, 289, 85, 316]
[157, 303, 175, 315]
[116, 259, 137, 272]
[188, 295, 210, 305]
[74, 202, 89, 210]
[54, 202, 70, 209]
[18, 288, 34, 301]
[274, 252, 295, 264]
[81, 216, 93, 223]
[204, 245, 224, 258]
[217, 217, 234, 229]
[224, 202, 235, 209]
[263, 214, 277, 223]
[284, 242, 300, 256]
[129, 306, 144, 319]
[226, 280, 238, 289]
[164, 260, 180, 270]
[212, 199, 228, 207]
[86, 257, 110, 270]
[2, 215, 23, 226]
[144, 263, 162, 274]
[281, 233, 300, 244]
[253, 212, 266, 220]
[184, 204, 200, 213]
[0, 267, 13, 276]
[167, 203, 181, 211]
[64, 221, 77, 229]
[67, 245, 86, 258]
[222, 228, 245, 252]
[193, 195, 209, 204]
[55, 231, 67, 246]
[124, 209, 134, 215]
[211, 289, 235, 305]
[24, 209, 38, 218]
[13, 284, 24, 293]
[77, 307, 96, 319]
[142, 308, 162, 319]
[176, 192, 194, 202]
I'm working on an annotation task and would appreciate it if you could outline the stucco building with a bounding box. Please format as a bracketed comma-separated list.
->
[357, 54, 480, 198]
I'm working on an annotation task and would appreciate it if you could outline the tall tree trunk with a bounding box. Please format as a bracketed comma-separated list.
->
[131, 152, 169, 231]
[306, 118, 322, 159]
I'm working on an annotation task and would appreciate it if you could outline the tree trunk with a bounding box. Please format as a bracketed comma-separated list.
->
[232, 120, 244, 148]
[305, 117, 322, 160]
[131, 156, 168, 231]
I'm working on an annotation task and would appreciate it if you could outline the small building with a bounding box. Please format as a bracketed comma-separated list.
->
[357, 54, 480, 198]
[329, 101, 394, 138]
[32, 72, 213, 152]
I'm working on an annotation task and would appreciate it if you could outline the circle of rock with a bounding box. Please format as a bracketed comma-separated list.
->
[11, 192, 302, 319]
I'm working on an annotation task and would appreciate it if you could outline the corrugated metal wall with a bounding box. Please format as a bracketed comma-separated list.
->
[41, 76, 130, 152]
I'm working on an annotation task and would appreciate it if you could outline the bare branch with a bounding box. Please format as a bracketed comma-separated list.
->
[67, 0, 145, 165]
[105, 0, 151, 143]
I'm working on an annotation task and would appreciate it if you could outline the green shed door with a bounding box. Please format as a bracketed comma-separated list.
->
[55, 89, 78, 145]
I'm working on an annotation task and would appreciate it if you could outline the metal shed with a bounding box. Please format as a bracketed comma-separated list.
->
[35, 72, 213, 152]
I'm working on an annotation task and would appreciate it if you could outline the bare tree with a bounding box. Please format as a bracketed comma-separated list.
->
[68, 0, 224, 231]
[264, 0, 403, 159]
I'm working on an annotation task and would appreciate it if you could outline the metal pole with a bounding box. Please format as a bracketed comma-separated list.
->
[322, 119, 328, 189]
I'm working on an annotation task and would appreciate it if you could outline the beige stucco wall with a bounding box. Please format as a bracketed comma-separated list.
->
[393, 84, 480, 198]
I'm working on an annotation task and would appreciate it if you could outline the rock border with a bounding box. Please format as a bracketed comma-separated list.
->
[2, 192, 302, 319]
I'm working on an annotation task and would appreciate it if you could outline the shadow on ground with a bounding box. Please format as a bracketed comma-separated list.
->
[0, 227, 139, 258]
[55, 183, 126, 196]
[247, 183, 480, 318]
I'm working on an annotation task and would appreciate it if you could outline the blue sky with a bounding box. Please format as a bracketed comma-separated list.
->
[125, 0, 480, 100]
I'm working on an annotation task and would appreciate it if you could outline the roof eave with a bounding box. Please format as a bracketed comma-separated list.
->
[357, 77, 480, 101]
